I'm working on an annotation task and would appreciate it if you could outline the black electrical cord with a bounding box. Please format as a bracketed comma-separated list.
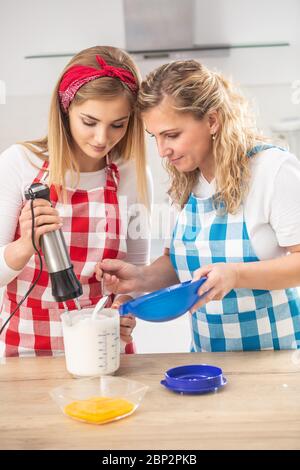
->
[0, 199, 43, 336]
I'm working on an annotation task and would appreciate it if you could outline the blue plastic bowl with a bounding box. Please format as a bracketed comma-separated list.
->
[161, 364, 227, 394]
[119, 278, 206, 322]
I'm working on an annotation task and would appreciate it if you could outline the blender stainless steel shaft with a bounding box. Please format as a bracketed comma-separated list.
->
[24, 182, 83, 302]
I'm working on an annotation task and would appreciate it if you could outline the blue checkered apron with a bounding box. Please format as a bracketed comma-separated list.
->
[170, 145, 300, 351]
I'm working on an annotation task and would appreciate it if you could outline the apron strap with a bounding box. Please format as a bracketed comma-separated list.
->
[246, 144, 286, 158]
[32, 159, 49, 184]
[105, 162, 120, 190]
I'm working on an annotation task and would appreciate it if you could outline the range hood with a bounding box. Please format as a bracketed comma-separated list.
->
[24, 0, 289, 60]
[124, 0, 195, 56]
[123, 0, 289, 60]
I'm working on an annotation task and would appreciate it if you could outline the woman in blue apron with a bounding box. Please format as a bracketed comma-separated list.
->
[96, 59, 300, 351]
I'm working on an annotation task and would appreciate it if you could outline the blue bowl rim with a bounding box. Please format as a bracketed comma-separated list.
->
[161, 377, 227, 393]
[165, 364, 224, 388]
[123, 278, 206, 307]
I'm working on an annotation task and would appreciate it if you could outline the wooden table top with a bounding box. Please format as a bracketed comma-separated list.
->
[1, 350, 300, 450]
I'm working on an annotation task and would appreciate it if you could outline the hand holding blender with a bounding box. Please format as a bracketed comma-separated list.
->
[24, 182, 82, 303]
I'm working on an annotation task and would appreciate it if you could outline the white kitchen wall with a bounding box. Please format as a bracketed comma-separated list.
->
[0, 0, 125, 96]
[1, 0, 300, 353]
[0, 0, 126, 150]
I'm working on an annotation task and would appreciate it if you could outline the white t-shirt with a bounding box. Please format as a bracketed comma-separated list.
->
[165, 148, 300, 260]
[0, 144, 153, 287]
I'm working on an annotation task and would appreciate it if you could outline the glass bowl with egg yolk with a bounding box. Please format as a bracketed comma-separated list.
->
[50, 375, 148, 424]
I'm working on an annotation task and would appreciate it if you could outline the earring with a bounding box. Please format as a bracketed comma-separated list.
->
[212, 134, 216, 141]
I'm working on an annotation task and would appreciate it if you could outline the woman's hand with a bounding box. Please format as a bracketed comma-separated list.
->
[18, 198, 63, 257]
[95, 259, 144, 294]
[191, 262, 239, 312]
[111, 295, 136, 344]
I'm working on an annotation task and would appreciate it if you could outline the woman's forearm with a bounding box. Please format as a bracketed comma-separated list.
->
[235, 252, 300, 290]
[4, 238, 33, 271]
[142, 254, 179, 291]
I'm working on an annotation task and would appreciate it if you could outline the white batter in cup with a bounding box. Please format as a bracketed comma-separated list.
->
[61, 308, 120, 377]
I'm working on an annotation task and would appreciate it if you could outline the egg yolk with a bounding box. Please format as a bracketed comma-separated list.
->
[64, 396, 135, 424]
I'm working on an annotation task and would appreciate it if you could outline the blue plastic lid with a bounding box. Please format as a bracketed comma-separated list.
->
[161, 364, 227, 394]
[119, 278, 207, 322]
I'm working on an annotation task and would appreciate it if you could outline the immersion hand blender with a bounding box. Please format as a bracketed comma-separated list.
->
[24, 182, 83, 304]
[0, 182, 83, 337]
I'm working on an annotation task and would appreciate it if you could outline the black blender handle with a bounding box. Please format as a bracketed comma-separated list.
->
[24, 183, 51, 202]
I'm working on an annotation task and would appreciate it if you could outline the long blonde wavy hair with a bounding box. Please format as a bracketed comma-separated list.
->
[21, 46, 149, 207]
[138, 60, 266, 213]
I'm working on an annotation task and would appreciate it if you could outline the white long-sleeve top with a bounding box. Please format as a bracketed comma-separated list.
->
[0, 144, 153, 287]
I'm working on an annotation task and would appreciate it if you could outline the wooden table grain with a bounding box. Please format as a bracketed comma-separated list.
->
[1, 351, 300, 450]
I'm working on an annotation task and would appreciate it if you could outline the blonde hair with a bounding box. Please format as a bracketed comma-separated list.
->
[22, 46, 148, 207]
[138, 60, 266, 213]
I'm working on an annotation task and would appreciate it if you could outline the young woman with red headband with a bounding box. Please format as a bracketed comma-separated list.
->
[0, 46, 152, 357]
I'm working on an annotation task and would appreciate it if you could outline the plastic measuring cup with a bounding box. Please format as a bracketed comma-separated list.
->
[61, 307, 120, 377]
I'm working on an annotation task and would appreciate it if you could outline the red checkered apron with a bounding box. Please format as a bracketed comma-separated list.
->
[0, 160, 134, 356]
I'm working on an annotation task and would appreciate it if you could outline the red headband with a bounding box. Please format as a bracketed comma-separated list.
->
[58, 55, 138, 112]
